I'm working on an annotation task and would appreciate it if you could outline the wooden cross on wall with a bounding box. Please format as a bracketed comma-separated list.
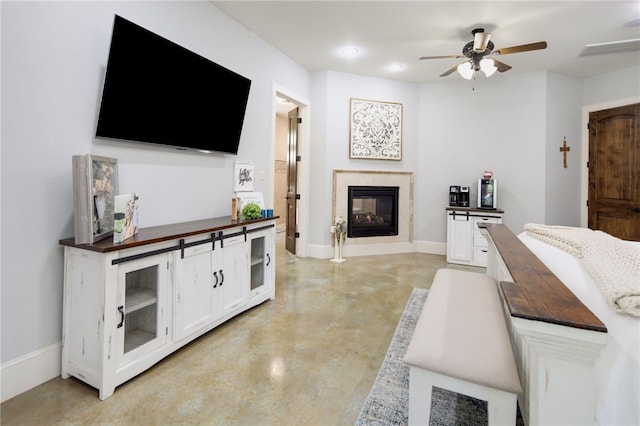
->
[559, 137, 571, 168]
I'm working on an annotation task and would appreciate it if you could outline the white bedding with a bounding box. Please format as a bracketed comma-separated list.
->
[523, 223, 640, 317]
[518, 232, 640, 426]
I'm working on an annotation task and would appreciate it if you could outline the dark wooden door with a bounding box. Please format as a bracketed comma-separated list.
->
[285, 108, 299, 254]
[588, 103, 640, 241]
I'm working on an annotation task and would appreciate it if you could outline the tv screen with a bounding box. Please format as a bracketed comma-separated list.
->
[96, 15, 251, 155]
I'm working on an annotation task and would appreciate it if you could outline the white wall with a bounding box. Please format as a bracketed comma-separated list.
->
[1, 0, 309, 398]
[307, 66, 639, 248]
[583, 65, 640, 105]
[417, 72, 548, 242]
[308, 71, 420, 247]
[545, 72, 583, 226]
[306, 69, 580, 249]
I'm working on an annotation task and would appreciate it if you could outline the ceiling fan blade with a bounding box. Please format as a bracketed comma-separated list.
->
[439, 65, 459, 77]
[494, 41, 547, 55]
[473, 31, 491, 52]
[419, 54, 463, 60]
[491, 58, 512, 73]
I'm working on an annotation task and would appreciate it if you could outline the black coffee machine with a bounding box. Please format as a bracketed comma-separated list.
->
[449, 186, 460, 206]
[449, 185, 470, 207]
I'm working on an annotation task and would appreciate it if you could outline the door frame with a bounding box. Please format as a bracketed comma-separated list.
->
[580, 96, 640, 227]
[273, 84, 310, 257]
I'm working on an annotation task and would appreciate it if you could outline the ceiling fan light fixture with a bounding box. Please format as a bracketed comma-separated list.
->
[457, 62, 474, 79]
[472, 29, 491, 52]
[480, 58, 497, 77]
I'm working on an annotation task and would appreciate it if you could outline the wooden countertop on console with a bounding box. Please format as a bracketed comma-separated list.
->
[446, 207, 505, 214]
[483, 223, 606, 332]
[59, 216, 278, 253]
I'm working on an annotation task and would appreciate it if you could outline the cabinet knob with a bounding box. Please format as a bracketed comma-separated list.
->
[219, 270, 224, 286]
[213, 271, 219, 288]
[266, 253, 271, 267]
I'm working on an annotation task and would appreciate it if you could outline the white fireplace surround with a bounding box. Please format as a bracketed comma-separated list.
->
[333, 169, 414, 257]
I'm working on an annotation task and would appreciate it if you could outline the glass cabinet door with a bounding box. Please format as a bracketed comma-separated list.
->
[116, 254, 168, 363]
[249, 229, 273, 299]
[250, 235, 265, 292]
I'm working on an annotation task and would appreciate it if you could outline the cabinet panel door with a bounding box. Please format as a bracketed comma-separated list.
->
[115, 254, 169, 367]
[174, 245, 215, 341]
[447, 214, 473, 262]
[218, 236, 248, 317]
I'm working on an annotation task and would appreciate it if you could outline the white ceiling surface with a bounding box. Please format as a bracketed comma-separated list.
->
[213, 1, 640, 84]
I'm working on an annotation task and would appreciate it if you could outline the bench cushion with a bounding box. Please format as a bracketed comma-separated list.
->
[403, 269, 521, 394]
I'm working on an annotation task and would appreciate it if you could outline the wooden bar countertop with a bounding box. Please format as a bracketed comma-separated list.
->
[483, 223, 606, 333]
[59, 216, 277, 253]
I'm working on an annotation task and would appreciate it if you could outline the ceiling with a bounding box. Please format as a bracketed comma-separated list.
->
[212, 1, 640, 85]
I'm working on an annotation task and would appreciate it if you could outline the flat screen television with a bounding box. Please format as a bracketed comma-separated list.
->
[96, 15, 251, 155]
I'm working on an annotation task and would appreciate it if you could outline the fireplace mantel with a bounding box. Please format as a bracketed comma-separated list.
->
[333, 170, 414, 257]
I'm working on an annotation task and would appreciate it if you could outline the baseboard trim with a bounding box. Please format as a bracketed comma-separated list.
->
[1, 342, 61, 403]
[306, 240, 445, 259]
[305, 243, 332, 259]
[343, 241, 416, 257]
[415, 240, 446, 255]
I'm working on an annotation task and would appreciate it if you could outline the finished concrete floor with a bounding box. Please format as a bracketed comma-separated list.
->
[1, 233, 479, 425]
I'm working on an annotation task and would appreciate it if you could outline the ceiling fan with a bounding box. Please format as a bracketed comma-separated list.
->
[419, 28, 547, 79]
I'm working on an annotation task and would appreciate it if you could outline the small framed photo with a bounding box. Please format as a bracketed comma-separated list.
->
[234, 161, 255, 192]
[350, 98, 403, 160]
[72, 154, 119, 244]
[113, 193, 139, 244]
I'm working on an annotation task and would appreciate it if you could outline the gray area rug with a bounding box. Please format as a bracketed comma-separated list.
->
[355, 287, 489, 426]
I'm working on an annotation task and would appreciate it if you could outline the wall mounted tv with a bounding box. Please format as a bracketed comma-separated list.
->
[96, 15, 251, 155]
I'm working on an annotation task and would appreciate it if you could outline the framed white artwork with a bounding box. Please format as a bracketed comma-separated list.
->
[234, 161, 255, 192]
[349, 98, 403, 160]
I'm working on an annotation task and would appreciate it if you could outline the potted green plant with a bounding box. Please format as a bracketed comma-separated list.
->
[241, 202, 262, 220]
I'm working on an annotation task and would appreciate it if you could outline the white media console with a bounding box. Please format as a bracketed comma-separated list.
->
[59, 217, 276, 400]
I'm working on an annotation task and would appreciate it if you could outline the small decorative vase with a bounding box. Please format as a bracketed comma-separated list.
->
[330, 216, 346, 263]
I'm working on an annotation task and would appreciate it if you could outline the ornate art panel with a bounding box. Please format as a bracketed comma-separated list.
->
[349, 98, 402, 160]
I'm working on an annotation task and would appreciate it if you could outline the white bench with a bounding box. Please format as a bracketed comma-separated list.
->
[403, 268, 521, 426]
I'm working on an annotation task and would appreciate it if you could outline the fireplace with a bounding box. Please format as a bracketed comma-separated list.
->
[348, 186, 399, 238]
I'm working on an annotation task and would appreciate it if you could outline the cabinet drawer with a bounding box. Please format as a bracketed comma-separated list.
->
[473, 216, 501, 230]
[474, 231, 489, 248]
[474, 246, 489, 265]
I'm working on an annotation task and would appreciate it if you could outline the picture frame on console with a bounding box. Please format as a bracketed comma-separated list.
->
[233, 161, 255, 192]
[349, 98, 403, 161]
[72, 154, 119, 244]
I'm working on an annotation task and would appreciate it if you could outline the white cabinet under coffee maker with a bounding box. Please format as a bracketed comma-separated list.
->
[446, 207, 504, 267]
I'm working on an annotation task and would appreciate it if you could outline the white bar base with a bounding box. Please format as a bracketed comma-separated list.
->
[408, 367, 518, 426]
